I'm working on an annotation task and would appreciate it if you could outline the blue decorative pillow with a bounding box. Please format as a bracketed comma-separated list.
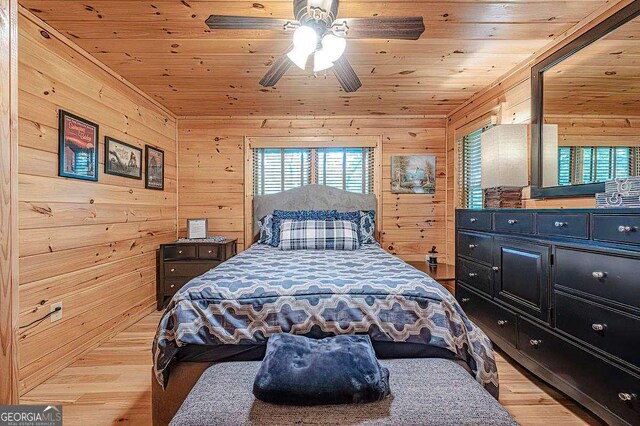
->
[279, 220, 360, 251]
[257, 214, 273, 244]
[335, 211, 360, 223]
[359, 210, 376, 244]
[270, 210, 338, 247]
[253, 333, 390, 405]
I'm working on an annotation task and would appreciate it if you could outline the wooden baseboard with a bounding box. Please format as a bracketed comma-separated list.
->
[19, 301, 156, 396]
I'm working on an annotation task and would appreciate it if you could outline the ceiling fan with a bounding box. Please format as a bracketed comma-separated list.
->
[206, 0, 425, 92]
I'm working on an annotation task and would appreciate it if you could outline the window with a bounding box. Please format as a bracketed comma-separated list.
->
[458, 126, 493, 209]
[557, 146, 640, 185]
[253, 147, 374, 195]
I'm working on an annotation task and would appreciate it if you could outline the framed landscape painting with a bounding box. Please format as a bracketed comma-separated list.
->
[145, 145, 164, 190]
[105, 137, 142, 180]
[391, 155, 436, 194]
[58, 110, 99, 181]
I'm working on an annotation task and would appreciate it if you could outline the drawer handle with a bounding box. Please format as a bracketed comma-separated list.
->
[592, 271, 606, 279]
[618, 225, 637, 233]
[170, 268, 176, 272]
[554, 221, 567, 228]
[618, 393, 637, 402]
[178, 250, 183, 254]
[507, 219, 518, 225]
[492, 266, 499, 272]
[468, 272, 478, 278]
[468, 244, 478, 249]
[170, 284, 175, 288]
[470, 218, 478, 223]
[497, 320, 508, 327]
[208, 250, 213, 254]
[529, 339, 542, 348]
[461, 297, 470, 303]
[591, 323, 606, 332]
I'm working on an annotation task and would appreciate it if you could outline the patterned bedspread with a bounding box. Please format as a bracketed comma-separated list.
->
[153, 244, 499, 397]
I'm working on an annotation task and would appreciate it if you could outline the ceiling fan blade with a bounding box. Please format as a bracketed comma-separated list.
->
[333, 17, 425, 40]
[332, 56, 361, 93]
[259, 55, 294, 87]
[206, 15, 298, 31]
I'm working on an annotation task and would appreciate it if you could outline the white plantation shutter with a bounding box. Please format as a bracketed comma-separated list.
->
[253, 147, 374, 195]
[458, 126, 492, 209]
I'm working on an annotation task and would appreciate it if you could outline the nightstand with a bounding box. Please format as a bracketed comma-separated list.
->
[407, 261, 455, 295]
[157, 239, 237, 310]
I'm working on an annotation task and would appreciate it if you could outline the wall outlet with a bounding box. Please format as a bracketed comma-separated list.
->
[50, 302, 63, 322]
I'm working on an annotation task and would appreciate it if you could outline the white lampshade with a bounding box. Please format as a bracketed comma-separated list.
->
[321, 34, 346, 62]
[542, 124, 559, 187]
[481, 125, 529, 189]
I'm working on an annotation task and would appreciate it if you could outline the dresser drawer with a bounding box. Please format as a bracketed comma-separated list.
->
[198, 244, 221, 260]
[456, 258, 493, 296]
[592, 214, 640, 246]
[556, 292, 640, 368]
[164, 262, 218, 278]
[457, 211, 491, 231]
[163, 245, 197, 260]
[537, 213, 588, 239]
[457, 284, 517, 347]
[494, 212, 535, 234]
[555, 248, 640, 309]
[519, 317, 640, 425]
[457, 232, 492, 265]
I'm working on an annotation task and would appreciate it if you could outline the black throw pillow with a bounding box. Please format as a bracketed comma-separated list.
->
[253, 333, 390, 406]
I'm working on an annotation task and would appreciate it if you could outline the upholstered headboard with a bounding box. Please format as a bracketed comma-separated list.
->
[252, 185, 377, 235]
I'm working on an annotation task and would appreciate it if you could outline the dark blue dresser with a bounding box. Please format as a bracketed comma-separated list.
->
[456, 209, 640, 426]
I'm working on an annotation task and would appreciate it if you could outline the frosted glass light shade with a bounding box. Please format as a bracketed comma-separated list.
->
[313, 50, 334, 72]
[481, 125, 529, 189]
[292, 26, 318, 54]
[542, 124, 559, 187]
[321, 34, 346, 62]
[287, 48, 311, 70]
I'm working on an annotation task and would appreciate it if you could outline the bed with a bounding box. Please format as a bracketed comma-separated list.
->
[152, 185, 498, 425]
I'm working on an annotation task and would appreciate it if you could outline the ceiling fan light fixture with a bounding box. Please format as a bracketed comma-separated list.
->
[313, 49, 334, 72]
[287, 47, 311, 70]
[321, 34, 346, 62]
[292, 26, 318, 55]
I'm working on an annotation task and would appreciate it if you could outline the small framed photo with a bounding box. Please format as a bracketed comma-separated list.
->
[58, 110, 99, 181]
[187, 219, 208, 239]
[105, 137, 142, 180]
[145, 145, 164, 190]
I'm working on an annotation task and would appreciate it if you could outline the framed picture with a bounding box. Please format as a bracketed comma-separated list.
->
[58, 110, 99, 181]
[145, 145, 164, 190]
[105, 137, 142, 180]
[187, 219, 208, 239]
[391, 155, 436, 194]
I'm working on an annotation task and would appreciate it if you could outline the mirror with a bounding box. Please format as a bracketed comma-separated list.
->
[531, 3, 640, 198]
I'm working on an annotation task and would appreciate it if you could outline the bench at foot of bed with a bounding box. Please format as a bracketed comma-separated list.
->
[155, 358, 515, 426]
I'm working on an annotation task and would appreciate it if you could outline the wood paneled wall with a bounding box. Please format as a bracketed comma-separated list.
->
[444, 0, 634, 260]
[16, 11, 177, 394]
[177, 116, 450, 263]
[1, 0, 20, 405]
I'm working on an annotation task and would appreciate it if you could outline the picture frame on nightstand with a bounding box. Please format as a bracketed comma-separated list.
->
[187, 218, 208, 239]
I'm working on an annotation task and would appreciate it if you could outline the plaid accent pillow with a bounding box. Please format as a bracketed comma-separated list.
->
[279, 220, 361, 251]
[257, 214, 273, 244]
[270, 210, 338, 247]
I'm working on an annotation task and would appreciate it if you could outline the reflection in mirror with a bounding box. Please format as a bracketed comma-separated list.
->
[542, 14, 640, 187]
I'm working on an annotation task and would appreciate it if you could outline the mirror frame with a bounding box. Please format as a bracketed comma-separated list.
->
[530, 1, 640, 199]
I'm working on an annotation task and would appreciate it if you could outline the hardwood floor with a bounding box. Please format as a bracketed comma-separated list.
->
[21, 311, 602, 426]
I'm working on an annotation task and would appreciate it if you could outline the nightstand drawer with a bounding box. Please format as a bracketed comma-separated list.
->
[164, 278, 189, 295]
[198, 245, 221, 260]
[163, 245, 197, 260]
[164, 262, 218, 278]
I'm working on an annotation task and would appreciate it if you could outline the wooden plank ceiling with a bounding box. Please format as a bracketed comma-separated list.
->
[20, 0, 610, 116]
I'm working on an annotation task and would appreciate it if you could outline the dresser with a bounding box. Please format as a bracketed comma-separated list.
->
[456, 209, 640, 426]
[157, 240, 237, 309]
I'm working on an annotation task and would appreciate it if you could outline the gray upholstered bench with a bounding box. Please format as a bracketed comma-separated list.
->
[170, 358, 517, 426]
